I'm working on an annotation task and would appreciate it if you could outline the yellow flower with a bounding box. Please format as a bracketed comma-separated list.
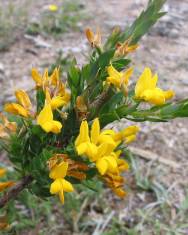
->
[75, 119, 117, 162]
[31, 68, 49, 88]
[113, 125, 140, 144]
[135, 67, 175, 105]
[75, 118, 138, 175]
[96, 152, 117, 175]
[37, 104, 62, 134]
[32, 68, 70, 108]
[115, 38, 139, 57]
[45, 89, 70, 110]
[85, 28, 101, 48]
[48, 4, 58, 12]
[49, 162, 74, 204]
[4, 90, 32, 117]
[0, 168, 14, 193]
[106, 64, 133, 89]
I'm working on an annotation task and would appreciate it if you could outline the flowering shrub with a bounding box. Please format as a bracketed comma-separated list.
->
[0, 0, 188, 211]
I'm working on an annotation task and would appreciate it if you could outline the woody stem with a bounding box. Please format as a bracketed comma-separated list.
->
[0, 175, 33, 208]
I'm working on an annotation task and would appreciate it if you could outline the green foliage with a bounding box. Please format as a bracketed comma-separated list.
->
[105, 0, 167, 49]
[1, 1, 188, 227]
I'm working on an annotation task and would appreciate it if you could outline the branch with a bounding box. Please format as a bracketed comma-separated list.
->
[0, 175, 33, 208]
[89, 88, 111, 115]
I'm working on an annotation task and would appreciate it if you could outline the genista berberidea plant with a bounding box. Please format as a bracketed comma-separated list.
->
[1, 0, 188, 213]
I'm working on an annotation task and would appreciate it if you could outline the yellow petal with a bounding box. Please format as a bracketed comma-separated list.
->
[50, 120, 62, 134]
[50, 67, 59, 86]
[49, 4, 58, 12]
[76, 142, 88, 155]
[0, 168, 6, 177]
[59, 190, 64, 204]
[31, 68, 43, 86]
[121, 67, 133, 85]
[142, 88, 165, 105]
[50, 178, 63, 194]
[15, 90, 32, 109]
[106, 76, 120, 88]
[4, 103, 28, 117]
[164, 90, 175, 100]
[91, 118, 100, 144]
[37, 104, 52, 126]
[85, 142, 98, 161]
[49, 162, 68, 179]
[101, 130, 115, 135]
[51, 96, 68, 109]
[58, 81, 65, 96]
[85, 28, 94, 44]
[113, 188, 126, 198]
[107, 65, 121, 80]
[75, 120, 90, 146]
[122, 126, 140, 137]
[135, 67, 157, 98]
[125, 134, 136, 144]
[0, 181, 14, 192]
[115, 150, 122, 158]
[127, 44, 139, 53]
[42, 69, 49, 87]
[62, 179, 74, 192]
[37, 104, 54, 131]
[117, 159, 129, 171]
[97, 142, 116, 158]
[96, 158, 108, 175]
[104, 156, 118, 170]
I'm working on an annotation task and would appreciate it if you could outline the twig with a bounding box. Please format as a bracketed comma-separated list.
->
[89, 88, 111, 114]
[129, 147, 181, 169]
[0, 175, 33, 208]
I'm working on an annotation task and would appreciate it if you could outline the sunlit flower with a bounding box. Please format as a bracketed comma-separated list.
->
[45, 88, 70, 110]
[4, 90, 32, 118]
[48, 4, 58, 12]
[135, 67, 175, 105]
[85, 28, 101, 48]
[75, 118, 139, 176]
[37, 104, 62, 134]
[49, 162, 74, 204]
[48, 154, 88, 181]
[106, 64, 133, 89]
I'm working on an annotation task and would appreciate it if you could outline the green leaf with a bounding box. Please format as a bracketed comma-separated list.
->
[99, 92, 123, 114]
[105, 0, 167, 49]
[36, 89, 45, 112]
[112, 58, 131, 71]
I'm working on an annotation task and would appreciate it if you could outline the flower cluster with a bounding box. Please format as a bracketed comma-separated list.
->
[1, 7, 184, 208]
[75, 118, 139, 197]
